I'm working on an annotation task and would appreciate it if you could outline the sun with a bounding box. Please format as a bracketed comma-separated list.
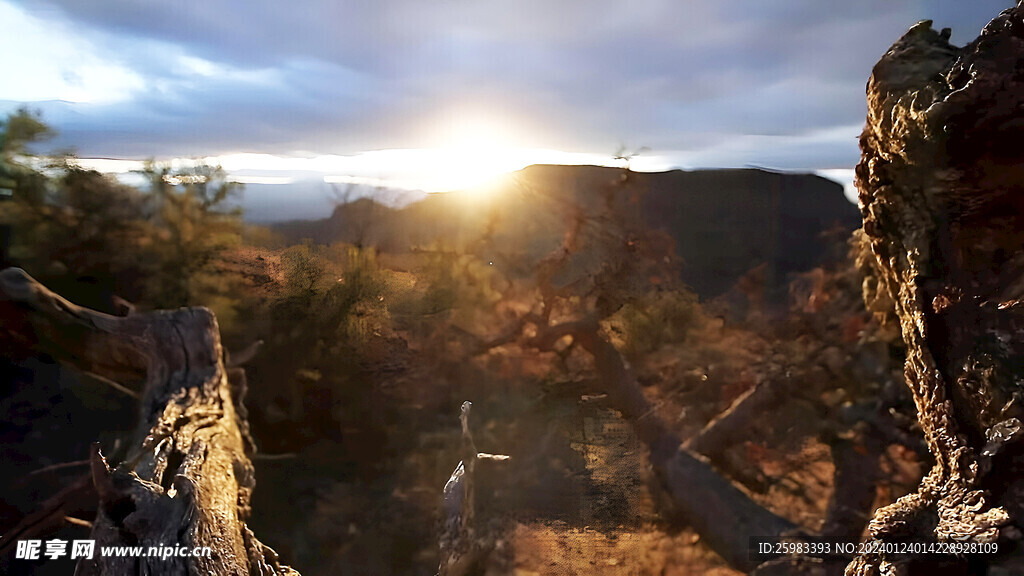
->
[418, 113, 531, 193]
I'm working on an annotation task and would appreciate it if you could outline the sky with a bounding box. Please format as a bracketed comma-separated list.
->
[0, 0, 1014, 214]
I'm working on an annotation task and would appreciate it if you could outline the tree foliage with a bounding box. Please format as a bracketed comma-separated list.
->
[0, 110, 245, 322]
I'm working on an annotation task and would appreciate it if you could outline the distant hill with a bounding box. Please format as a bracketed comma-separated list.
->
[274, 165, 861, 302]
[242, 178, 338, 223]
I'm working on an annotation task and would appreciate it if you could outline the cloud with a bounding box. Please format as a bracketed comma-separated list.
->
[1, 0, 1015, 175]
[0, 2, 145, 103]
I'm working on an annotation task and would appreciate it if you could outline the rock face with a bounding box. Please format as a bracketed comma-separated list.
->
[277, 165, 859, 304]
[852, 5, 1024, 575]
[520, 165, 860, 301]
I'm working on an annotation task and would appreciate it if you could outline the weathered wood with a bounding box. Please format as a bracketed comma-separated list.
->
[820, 433, 884, 544]
[0, 268, 296, 575]
[686, 378, 790, 459]
[851, 5, 1024, 574]
[438, 401, 510, 576]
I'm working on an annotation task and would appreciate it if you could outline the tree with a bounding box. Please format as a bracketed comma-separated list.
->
[0, 108, 55, 265]
[408, 168, 816, 573]
[0, 111, 157, 308]
[140, 162, 245, 319]
[0, 106, 53, 160]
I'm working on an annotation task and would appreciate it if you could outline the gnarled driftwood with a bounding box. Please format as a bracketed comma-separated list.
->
[852, 4, 1024, 574]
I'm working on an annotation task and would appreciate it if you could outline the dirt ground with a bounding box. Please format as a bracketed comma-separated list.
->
[505, 523, 740, 576]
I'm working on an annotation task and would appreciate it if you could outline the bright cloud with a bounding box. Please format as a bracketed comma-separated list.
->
[0, 2, 144, 103]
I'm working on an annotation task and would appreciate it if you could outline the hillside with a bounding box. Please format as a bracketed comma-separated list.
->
[274, 165, 859, 303]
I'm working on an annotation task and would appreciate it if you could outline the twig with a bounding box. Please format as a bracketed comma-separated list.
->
[28, 459, 90, 476]
[63, 516, 93, 529]
[81, 370, 140, 399]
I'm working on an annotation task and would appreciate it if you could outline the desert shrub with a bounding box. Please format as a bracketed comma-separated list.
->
[606, 288, 699, 358]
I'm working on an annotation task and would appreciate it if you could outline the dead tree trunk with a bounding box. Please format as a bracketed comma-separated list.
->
[0, 268, 297, 575]
[851, 5, 1024, 574]
[438, 401, 511, 576]
[526, 319, 798, 573]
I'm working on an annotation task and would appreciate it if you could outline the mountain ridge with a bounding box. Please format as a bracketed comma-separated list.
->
[273, 164, 861, 302]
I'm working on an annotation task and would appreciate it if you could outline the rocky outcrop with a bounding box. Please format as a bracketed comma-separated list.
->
[852, 5, 1024, 575]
